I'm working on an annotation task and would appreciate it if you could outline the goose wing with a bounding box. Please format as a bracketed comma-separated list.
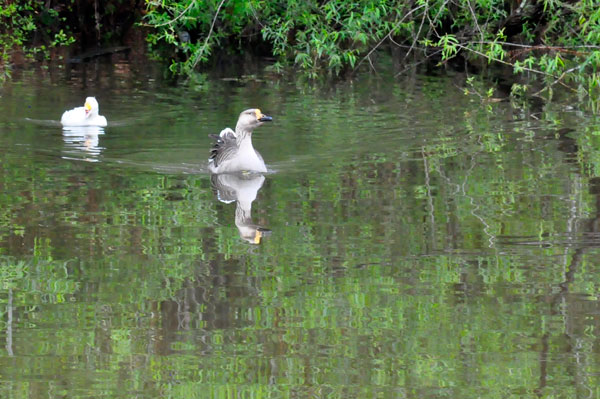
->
[61, 106, 86, 126]
[209, 128, 237, 168]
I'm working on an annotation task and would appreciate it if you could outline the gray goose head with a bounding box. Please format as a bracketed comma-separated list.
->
[235, 108, 273, 135]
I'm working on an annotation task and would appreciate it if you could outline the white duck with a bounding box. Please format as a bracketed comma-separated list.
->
[208, 108, 272, 174]
[61, 97, 107, 127]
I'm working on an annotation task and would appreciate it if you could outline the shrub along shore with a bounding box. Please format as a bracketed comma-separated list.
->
[1, 0, 599, 101]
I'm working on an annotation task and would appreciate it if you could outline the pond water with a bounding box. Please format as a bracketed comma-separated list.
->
[1, 56, 600, 398]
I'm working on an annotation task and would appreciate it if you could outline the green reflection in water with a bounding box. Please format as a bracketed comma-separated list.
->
[0, 64, 600, 398]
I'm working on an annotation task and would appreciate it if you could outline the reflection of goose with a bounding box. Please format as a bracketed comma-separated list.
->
[208, 108, 272, 173]
[211, 173, 271, 244]
[61, 97, 107, 127]
[62, 126, 104, 162]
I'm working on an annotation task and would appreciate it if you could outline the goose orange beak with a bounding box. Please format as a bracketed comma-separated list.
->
[255, 109, 272, 122]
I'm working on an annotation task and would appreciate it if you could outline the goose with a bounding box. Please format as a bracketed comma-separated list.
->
[61, 97, 107, 127]
[208, 108, 272, 174]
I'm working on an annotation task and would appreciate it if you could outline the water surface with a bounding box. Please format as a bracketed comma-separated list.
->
[1, 60, 600, 398]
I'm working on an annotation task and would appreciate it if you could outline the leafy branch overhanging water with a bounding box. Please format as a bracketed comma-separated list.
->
[1, 0, 600, 101]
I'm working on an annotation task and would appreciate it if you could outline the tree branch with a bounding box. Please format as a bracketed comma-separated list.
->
[188, 0, 228, 74]
[354, 4, 426, 72]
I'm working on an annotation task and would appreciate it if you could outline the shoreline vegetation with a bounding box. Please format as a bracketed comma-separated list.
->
[1, 0, 599, 103]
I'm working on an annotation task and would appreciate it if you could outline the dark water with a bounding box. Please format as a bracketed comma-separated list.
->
[1, 58, 600, 398]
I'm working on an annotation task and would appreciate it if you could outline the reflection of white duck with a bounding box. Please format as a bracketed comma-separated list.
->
[61, 97, 107, 127]
[211, 173, 271, 244]
[208, 108, 272, 174]
[62, 126, 104, 162]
